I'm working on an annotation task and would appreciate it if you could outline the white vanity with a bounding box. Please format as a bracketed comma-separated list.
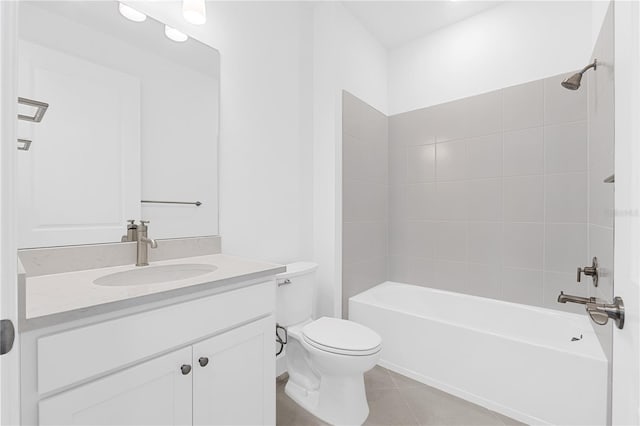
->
[19, 242, 285, 426]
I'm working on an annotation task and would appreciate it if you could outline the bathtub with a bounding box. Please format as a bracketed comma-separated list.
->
[349, 282, 608, 425]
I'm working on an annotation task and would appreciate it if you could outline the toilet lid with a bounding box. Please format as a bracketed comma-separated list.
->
[302, 317, 382, 355]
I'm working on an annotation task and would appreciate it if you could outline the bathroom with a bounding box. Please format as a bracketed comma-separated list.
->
[0, 0, 639, 425]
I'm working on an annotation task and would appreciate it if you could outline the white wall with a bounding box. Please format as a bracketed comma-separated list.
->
[388, 1, 593, 115]
[127, 1, 315, 264]
[592, 0, 612, 48]
[312, 2, 387, 317]
[612, 1, 640, 423]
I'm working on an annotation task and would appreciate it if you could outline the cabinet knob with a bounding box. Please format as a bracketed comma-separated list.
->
[198, 357, 209, 367]
[180, 364, 192, 375]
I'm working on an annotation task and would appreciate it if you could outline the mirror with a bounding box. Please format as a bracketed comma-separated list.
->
[16, 1, 220, 248]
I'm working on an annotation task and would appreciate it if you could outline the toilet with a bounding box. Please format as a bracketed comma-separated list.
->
[277, 262, 382, 425]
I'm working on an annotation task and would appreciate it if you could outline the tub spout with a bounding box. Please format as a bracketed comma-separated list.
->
[557, 291, 592, 305]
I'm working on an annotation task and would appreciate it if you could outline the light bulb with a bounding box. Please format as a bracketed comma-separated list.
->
[182, 0, 206, 25]
[165, 25, 188, 42]
[118, 3, 147, 22]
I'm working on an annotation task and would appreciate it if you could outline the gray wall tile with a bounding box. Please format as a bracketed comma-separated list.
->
[388, 108, 437, 146]
[342, 257, 387, 319]
[503, 223, 544, 270]
[503, 176, 544, 222]
[343, 133, 388, 183]
[406, 144, 436, 183]
[343, 221, 388, 265]
[343, 180, 388, 222]
[465, 133, 503, 179]
[467, 222, 503, 265]
[503, 127, 544, 176]
[435, 181, 467, 221]
[434, 260, 468, 293]
[342, 92, 390, 319]
[467, 179, 502, 222]
[544, 73, 588, 125]
[406, 257, 437, 287]
[466, 263, 502, 299]
[544, 223, 588, 273]
[344, 46, 609, 315]
[389, 142, 408, 185]
[503, 80, 544, 131]
[406, 183, 437, 220]
[433, 91, 502, 142]
[406, 221, 437, 259]
[434, 222, 467, 262]
[501, 268, 543, 305]
[436, 140, 467, 181]
[544, 121, 588, 173]
[544, 173, 588, 223]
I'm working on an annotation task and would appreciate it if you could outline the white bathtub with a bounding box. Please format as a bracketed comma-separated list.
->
[349, 282, 608, 425]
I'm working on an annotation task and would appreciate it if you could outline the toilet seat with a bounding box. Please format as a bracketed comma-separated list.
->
[301, 317, 382, 356]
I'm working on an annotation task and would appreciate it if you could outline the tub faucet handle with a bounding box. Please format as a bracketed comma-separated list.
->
[577, 257, 599, 286]
[585, 297, 625, 329]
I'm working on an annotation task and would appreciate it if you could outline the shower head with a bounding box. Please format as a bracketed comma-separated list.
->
[561, 59, 597, 90]
[561, 73, 583, 90]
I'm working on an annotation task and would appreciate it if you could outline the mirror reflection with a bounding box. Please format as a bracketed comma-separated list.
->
[16, 1, 220, 248]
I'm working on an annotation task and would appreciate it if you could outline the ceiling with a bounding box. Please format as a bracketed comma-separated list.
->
[342, 1, 504, 49]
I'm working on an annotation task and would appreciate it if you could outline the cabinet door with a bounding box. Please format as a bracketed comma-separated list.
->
[193, 316, 275, 426]
[39, 347, 192, 426]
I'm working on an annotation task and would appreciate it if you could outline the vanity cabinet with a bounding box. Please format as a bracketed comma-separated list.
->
[193, 317, 273, 426]
[22, 280, 277, 426]
[39, 347, 193, 426]
[38, 317, 273, 426]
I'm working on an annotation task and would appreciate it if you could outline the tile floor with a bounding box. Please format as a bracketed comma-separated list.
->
[276, 366, 526, 426]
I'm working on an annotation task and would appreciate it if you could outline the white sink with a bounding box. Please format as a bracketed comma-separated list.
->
[94, 264, 218, 286]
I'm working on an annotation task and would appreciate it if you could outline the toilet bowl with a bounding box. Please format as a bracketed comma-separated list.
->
[284, 317, 381, 425]
[276, 263, 382, 425]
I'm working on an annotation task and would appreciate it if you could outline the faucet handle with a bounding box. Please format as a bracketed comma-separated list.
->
[577, 257, 599, 286]
[139, 220, 150, 226]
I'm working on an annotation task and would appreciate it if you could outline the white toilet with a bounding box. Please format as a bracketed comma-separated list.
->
[277, 262, 382, 425]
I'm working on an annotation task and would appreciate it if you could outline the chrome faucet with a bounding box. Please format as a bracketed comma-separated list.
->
[557, 291, 625, 329]
[136, 220, 158, 267]
[557, 292, 593, 305]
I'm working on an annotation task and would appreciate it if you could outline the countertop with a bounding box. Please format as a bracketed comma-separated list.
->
[22, 254, 285, 330]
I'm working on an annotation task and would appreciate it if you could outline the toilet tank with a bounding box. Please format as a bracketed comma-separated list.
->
[276, 262, 319, 327]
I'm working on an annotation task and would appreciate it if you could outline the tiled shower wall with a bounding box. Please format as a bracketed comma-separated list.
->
[342, 69, 607, 316]
[388, 74, 590, 312]
[342, 92, 388, 319]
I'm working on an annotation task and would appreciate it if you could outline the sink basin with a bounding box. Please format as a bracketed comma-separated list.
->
[94, 264, 218, 286]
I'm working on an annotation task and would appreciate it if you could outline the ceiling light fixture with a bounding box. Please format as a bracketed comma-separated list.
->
[183, 0, 207, 25]
[118, 3, 147, 22]
[165, 25, 189, 42]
